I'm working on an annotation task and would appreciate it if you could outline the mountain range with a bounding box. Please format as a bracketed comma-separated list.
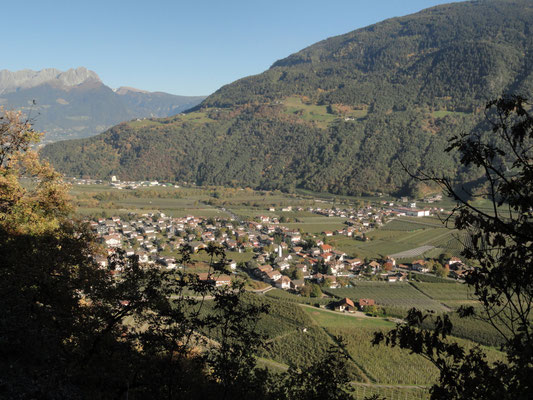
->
[0, 67, 205, 143]
[41, 0, 533, 196]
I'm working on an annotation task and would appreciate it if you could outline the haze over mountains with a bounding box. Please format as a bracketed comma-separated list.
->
[42, 0, 533, 196]
[0, 67, 205, 143]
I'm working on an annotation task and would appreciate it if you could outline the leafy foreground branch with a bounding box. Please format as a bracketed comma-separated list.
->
[374, 95, 533, 399]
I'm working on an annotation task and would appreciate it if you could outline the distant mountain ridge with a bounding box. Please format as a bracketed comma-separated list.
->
[0, 67, 100, 94]
[0, 67, 205, 143]
[42, 0, 533, 196]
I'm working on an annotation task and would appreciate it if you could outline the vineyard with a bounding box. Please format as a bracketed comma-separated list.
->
[325, 282, 449, 312]
[411, 282, 474, 308]
[200, 291, 506, 398]
[243, 294, 314, 337]
[424, 231, 469, 258]
[328, 326, 440, 385]
[260, 326, 342, 369]
[419, 312, 507, 347]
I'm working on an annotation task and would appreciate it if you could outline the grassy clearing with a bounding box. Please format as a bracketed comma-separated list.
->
[302, 304, 438, 386]
[127, 119, 164, 128]
[177, 111, 212, 124]
[324, 236, 381, 259]
[282, 97, 338, 128]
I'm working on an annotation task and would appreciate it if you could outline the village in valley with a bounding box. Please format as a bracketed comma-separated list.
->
[85, 177, 471, 314]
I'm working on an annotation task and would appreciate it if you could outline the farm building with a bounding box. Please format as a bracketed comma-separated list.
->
[335, 298, 356, 312]
[358, 298, 375, 310]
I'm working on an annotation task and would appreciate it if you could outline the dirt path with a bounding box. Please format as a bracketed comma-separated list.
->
[250, 285, 274, 294]
[299, 303, 370, 318]
[256, 357, 289, 371]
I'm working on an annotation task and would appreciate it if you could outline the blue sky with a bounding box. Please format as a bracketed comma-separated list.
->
[2, 0, 462, 96]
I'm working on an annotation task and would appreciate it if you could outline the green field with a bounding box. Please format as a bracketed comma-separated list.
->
[299, 298, 505, 390]
[69, 183, 326, 221]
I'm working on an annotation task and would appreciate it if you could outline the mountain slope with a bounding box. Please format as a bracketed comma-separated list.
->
[0, 67, 205, 143]
[42, 0, 533, 196]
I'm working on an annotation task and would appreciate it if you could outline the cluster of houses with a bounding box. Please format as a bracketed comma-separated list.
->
[401, 257, 470, 279]
[89, 208, 467, 297]
[309, 201, 439, 222]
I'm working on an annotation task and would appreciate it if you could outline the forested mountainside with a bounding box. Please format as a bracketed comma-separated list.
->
[0, 67, 205, 143]
[42, 0, 533, 196]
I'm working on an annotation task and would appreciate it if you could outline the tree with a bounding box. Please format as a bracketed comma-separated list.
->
[374, 96, 533, 399]
[439, 252, 453, 264]
[434, 263, 449, 278]
[299, 285, 310, 297]
[322, 277, 333, 288]
[205, 283, 269, 400]
[0, 108, 71, 234]
[310, 283, 323, 298]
